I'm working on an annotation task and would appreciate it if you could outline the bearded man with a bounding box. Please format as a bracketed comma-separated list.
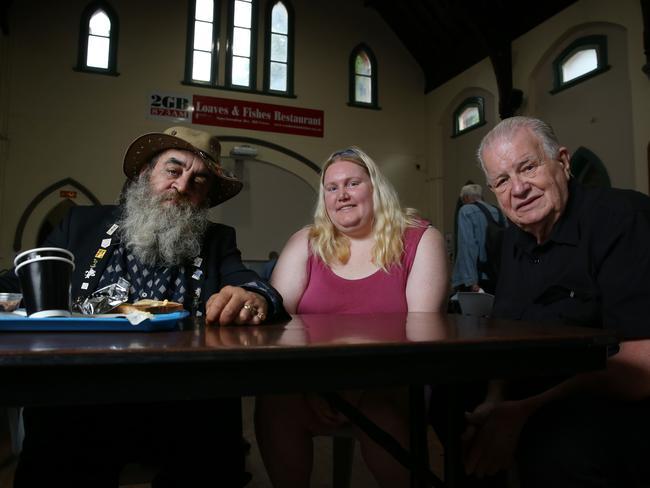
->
[0, 126, 286, 487]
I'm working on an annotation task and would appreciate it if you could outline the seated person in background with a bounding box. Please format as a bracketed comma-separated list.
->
[452, 183, 504, 294]
[0, 126, 285, 487]
[460, 116, 650, 487]
[255, 147, 449, 487]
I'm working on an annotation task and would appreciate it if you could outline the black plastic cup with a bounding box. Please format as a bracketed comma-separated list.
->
[14, 247, 75, 318]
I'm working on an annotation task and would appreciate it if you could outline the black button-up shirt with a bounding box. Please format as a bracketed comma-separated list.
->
[494, 179, 650, 339]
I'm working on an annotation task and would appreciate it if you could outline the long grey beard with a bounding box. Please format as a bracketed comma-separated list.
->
[119, 173, 209, 267]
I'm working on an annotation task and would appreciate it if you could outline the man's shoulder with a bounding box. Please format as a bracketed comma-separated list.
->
[206, 221, 235, 232]
[67, 204, 118, 219]
[463, 201, 502, 220]
[204, 221, 236, 241]
[579, 184, 650, 218]
[459, 202, 482, 216]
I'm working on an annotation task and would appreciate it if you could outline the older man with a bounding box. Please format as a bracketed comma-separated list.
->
[461, 117, 650, 487]
[452, 183, 504, 293]
[0, 126, 286, 487]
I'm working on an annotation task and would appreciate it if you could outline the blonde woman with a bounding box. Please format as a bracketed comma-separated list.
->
[255, 147, 448, 487]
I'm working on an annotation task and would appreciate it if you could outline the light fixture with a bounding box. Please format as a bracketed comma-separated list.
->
[229, 145, 258, 158]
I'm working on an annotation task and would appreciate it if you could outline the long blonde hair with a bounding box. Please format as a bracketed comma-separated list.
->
[309, 147, 422, 270]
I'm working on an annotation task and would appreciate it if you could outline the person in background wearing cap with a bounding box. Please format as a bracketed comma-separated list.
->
[0, 126, 287, 487]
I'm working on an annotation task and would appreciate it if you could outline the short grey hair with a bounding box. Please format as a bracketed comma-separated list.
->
[460, 184, 483, 200]
[477, 116, 562, 176]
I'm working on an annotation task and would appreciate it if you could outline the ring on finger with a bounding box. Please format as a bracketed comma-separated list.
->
[256, 311, 266, 321]
[243, 303, 256, 313]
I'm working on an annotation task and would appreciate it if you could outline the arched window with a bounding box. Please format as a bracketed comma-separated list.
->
[551, 35, 610, 93]
[227, 0, 257, 88]
[348, 44, 379, 109]
[452, 97, 485, 137]
[184, 0, 220, 85]
[76, 1, 119, 75]
[264, 1, 294, 95]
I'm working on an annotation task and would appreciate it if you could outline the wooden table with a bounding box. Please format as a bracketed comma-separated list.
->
[0, 312, 618, 486]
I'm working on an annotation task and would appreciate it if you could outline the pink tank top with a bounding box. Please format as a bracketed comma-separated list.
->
[296, 225, 428, 314]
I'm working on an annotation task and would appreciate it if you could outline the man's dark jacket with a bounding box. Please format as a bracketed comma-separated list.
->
[1, 205, 285, 317]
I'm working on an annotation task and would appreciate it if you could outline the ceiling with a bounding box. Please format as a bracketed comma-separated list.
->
[366, 0, 578, 94]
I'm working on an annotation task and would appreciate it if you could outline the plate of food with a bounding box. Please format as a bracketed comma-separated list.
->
[0, 300, 190, 332]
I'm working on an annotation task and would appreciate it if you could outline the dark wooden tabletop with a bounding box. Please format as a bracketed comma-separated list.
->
[0, 313, 617, 407]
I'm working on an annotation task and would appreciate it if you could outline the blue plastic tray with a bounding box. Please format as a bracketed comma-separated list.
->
[0, 310, 189, 332]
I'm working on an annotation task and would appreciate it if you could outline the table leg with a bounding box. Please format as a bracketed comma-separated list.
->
[443, 385, 464, 488]
[323, 391, 443, 488]
[409, 385, 429, 488]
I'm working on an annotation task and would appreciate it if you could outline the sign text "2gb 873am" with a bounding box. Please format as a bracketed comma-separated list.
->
[149, 94, 191, 120]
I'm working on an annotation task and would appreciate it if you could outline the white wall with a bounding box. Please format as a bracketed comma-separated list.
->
[0, 0, 426, 267]
[2, 0, 648, 269]
[426, 0, 650, 238]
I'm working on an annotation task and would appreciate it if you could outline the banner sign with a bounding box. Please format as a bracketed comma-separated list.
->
[148, 92, 324, 138]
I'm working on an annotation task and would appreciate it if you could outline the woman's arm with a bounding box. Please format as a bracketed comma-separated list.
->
[406, 226, 449, 312]
[270, 228, 311, 314]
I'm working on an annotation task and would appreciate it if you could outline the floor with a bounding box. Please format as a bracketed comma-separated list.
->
[0, 398, 444, 488]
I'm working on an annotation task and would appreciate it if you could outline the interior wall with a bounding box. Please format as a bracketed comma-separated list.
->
[0, 28, 9, 271]
[0, 0, 426, 267]
[426, 0, 650, 239]
[512, 0, 649, 193]
[527, 23, 635, 189]
[3, 0, 648, 268]
[426, 59, 499, 237]
[440, 87, 497, 237]
[211, 157, 317, 258]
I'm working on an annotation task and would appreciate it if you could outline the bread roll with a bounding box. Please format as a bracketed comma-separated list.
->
[114, 299, 184, 314]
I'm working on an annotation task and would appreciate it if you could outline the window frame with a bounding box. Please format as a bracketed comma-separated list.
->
[183, 0, 221, 87]
[263, 0, 295, 97]
[551, 35, 610, 94]
[348, 43, 380, 110]
[225, 0, 258, 90]
[452, 96, 486, 137]
[75, 1, 119, 76]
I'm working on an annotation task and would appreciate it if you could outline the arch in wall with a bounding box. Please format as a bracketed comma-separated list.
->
[217, 135, 320, 174]
[208, 136, 320, 259]
[528, 21, 635, 189]
[13, 178, 100, 252]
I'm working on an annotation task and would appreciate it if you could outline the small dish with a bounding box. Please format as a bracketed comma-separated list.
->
[0, 293, 23, 312]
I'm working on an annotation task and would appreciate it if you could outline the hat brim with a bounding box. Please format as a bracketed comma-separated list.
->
[123, 132, 243, 207]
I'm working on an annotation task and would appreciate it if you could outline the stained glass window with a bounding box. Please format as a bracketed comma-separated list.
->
[267, 1, 290, 92]
[76, 2, 119, 75]
[229, 0, 254, 88]
[552, 35, 609, 93]
[561, 48, 598, 83]
[87, 10, 110, 68]
[453, 97, 485, 136]
[191, 0, 217, 82]
[349, 45, 378, 108]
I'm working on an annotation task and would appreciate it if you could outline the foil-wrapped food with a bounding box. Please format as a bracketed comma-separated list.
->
[73, 277, 130, 315]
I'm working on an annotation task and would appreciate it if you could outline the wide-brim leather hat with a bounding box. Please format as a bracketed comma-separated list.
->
[123, 126, 243, 207]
